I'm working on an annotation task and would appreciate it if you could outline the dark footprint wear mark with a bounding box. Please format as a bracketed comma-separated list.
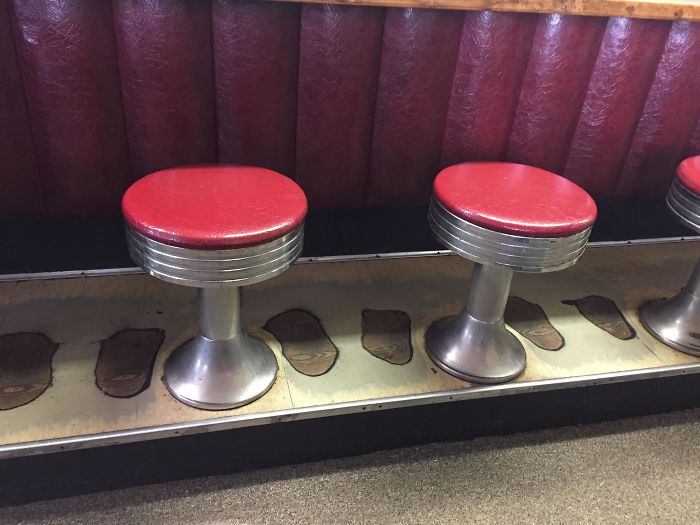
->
[0, 332, 58, 410]
[265, 309, 338, 377]
[562, 296, 636, 340]
[361, 309, 413, 365]
[96, 329, 165, 398]
[505, 297, 565, 351]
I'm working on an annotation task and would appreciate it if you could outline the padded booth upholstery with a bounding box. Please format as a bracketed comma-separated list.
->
[1, 0, 699, 217]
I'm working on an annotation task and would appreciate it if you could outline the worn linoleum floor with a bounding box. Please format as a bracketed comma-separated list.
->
[2, 408, 699, 524]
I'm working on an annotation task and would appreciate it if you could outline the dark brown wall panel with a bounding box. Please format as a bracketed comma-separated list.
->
[213, 0, 300, 177]
[9, 0, 130, 216]
[365, 8, 463, 207]
[0, 0, 42, 215]
[563, 18, 671, 197]
[507, 14, 607, 174]
[113, 0, 216, 179]
[441, 12, 537, 167]
[617, 21, 700, 196]
[295, 4, 384, 208]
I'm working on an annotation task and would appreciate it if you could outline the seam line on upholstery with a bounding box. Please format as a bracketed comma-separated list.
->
[560, 17, 608, 178]
[361, 7, 387, 207]
[437, 10, 468, 171]
[209, 0, 220, 165]
[503, 12, 540, 161]
[109, 0, 136, 187]
[290, 2, 303, 181]
[613, 20, 674, 194]
[5, 0, 47, 215]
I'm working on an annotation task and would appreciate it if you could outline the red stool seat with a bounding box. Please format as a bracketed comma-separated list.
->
[677, 156, 700, 196]
[122, 166, 307, 249]
[433, 162, 597, 237]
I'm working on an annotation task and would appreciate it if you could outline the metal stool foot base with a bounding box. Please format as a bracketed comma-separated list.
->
[640, 289, 700, 357]
[425, 263, 526, 384]
[164, 333, 278, 410]
[426, 312, 526, 384]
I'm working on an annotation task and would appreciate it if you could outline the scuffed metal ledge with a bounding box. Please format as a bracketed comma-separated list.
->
[2, 362, 700, 459]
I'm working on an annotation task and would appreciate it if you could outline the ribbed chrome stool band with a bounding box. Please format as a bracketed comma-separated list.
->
[126, 225, 304, 287]
[428, 199, 591, 272]
[667, 179, 700, 234]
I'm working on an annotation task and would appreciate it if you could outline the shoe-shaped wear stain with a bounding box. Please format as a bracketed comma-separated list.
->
[562, 296, 636, 340]
[0, 332, 58, 410]
[265, 310, 338, 376]
[361, 309, 413, 364]
[96, 328, 165, 398]
[505, 297, 565, 351]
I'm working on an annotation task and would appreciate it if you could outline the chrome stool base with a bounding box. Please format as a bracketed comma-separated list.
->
[426, 312, 525, 383]
[425, 263, 526, 384]
[640, 261, 700, 357]
[637, 175, 700, 357]
[163, 283, 283, 410]
[165, 333, 277, 410]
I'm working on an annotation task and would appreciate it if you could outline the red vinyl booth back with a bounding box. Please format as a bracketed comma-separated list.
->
[1, 0, 699, 217]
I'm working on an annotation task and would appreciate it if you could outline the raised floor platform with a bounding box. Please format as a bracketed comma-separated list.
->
[1, 239, 699, 459]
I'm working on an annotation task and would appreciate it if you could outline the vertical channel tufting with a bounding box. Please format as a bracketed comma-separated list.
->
[365, 8, 463, 207]
[0, 0, 42, 215]
[616, 21, 700, 197]
[441, 12, 537, 167]
[113, 0, 216, 180]
[507, 14, 607, 174]
[295, 4, 384, 208]
[9, 0, 130, 216]
[213, 0, 300, 177]
[1, 5, 700, 218]
[563, 18, 671, 197]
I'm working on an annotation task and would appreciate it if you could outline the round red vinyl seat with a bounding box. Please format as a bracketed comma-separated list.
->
[122, 166, 307, 249]
[677, 156, 700, 196]
[433, 162, 597, 237]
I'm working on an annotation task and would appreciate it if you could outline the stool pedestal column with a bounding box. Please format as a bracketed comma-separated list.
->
[425, 162, 595, 384]
[164, 287, 278, 410]
[425, 263, 526, 384]
[640, 259, 700, 357]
